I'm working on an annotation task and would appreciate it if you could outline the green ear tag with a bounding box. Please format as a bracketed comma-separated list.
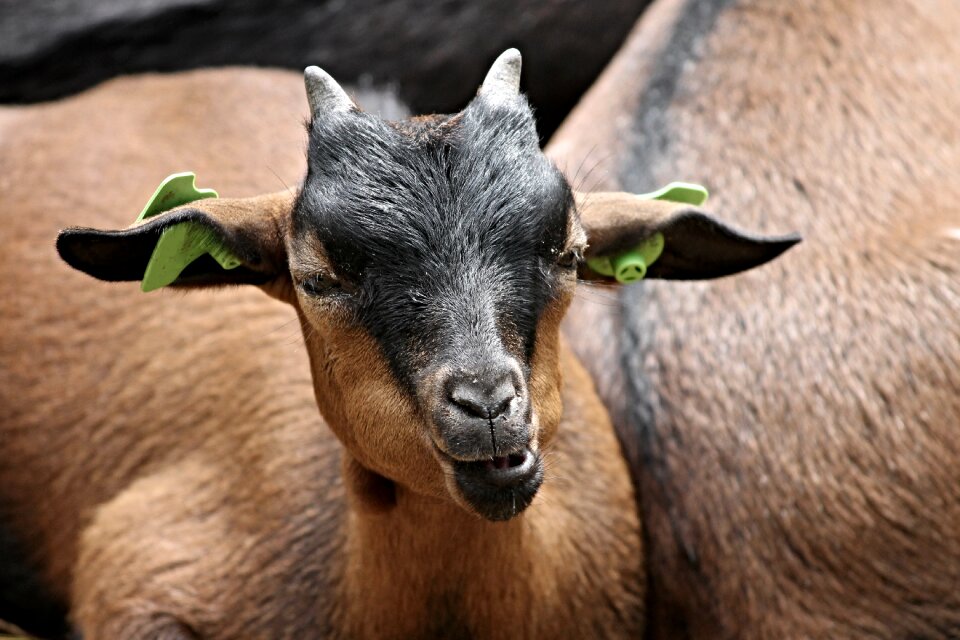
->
[135, 172, 242, 292]
[586, 233, 665, 283]
[639, 181, 709, 207]
[586, 181, 709, 283]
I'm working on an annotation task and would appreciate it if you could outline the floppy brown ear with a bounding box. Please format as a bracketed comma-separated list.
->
[57, 190, 295, 289]
[575, 191, 800, 281]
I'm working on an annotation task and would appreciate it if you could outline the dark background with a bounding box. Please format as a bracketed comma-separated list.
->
[0, 0, 650, 137]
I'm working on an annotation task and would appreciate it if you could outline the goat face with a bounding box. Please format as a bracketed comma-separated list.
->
[289, 62, 580, 521]
[57, 51, 799, 522]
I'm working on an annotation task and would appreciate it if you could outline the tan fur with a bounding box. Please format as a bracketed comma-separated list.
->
[337, 341, 642, 639]
[0, 69, 312, 604]
[0, 69, 643, 637]
[551, 0, 960, 637]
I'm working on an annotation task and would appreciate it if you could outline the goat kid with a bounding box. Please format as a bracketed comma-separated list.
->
[3, 52, 795, 638]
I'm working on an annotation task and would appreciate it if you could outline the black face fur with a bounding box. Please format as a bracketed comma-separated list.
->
[292, 95, 576, 519]
[294, 97, 574, 394]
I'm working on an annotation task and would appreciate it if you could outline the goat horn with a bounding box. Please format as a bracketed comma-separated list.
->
[479, 48, 521, 103]
[304, 66, 354, 117]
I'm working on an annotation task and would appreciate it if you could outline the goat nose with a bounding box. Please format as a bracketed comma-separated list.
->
[449, 371, 517, 420]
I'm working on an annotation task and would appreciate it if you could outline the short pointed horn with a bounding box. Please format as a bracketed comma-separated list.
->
[304, 66, 354, 117]
[479, 48, 521, 103]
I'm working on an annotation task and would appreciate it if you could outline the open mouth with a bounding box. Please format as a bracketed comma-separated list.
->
[447, 447, 544, 521]
[456, 450, 536, 484]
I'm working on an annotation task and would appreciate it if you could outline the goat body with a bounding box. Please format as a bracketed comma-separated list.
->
[551, 0, 960, 637]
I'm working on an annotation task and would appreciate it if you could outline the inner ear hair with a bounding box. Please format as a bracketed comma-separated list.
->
[575, 191, 801, 281]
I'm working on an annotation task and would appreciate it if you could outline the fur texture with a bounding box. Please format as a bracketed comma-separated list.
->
[550, 0, 960, 637]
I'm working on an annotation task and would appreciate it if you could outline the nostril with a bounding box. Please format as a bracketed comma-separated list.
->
[448, 373, 517, 420]
[450, 388, 489, 418]
[490, 387, 514, 418]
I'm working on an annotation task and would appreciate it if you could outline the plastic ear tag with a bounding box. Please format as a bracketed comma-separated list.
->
[586, 181, 709, 283]
[134, 172, 242, 292]
[638, 181, 709, 207]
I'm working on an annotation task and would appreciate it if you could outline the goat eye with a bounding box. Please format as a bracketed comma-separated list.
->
[556, 248, 583, 269]
[300, 272, 342, 296]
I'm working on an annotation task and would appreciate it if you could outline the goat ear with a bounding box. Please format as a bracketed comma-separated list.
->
[57, 190, 295, 291]
[575, 191, 800, 282]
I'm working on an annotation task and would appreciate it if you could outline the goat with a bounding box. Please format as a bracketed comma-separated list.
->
[0, 50, 795, 637]
[550, 0, 960, 637]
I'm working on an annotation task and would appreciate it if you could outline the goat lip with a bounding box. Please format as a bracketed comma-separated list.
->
[431, 440, 533, 465]
[450, 449, 544, 522]
[453, 448, 536, 486]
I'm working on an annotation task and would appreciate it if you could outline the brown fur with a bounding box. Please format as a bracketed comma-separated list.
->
[0, 69, 644, 637]
[551, 0, 960, 637]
